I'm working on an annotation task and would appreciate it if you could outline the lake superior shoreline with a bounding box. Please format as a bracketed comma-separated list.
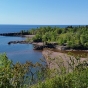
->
[42, 49, 88, 72]
[0, 34, 88, 71]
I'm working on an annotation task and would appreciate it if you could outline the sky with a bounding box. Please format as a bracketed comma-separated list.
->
[0, 0, 88, 25]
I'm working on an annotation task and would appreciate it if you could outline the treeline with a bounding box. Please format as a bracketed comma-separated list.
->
[24, 25, 88, 49]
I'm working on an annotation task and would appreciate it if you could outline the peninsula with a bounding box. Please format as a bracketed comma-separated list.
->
[0, 25, 88, 50]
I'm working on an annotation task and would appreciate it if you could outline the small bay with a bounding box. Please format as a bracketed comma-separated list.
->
[0, 25, 67, 63]
[0, 36, 43, 63]
[0, 25, 45, 63]
[0, 25, 86, 63]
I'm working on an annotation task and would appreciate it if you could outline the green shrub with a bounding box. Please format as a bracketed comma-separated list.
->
[0, 53, 88, 88]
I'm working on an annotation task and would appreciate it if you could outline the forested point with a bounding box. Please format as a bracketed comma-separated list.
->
[0, 25, 88, 50]
[23, 25, 88, 49]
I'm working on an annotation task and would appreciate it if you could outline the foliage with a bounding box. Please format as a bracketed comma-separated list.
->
[31, 68, 88, 88]
[0, 53, 13, 88]
[0, 53, 88, 88]
[26, 25, 88, 49]
[31, 53, 88, 88]
[0, 53, 47, 88]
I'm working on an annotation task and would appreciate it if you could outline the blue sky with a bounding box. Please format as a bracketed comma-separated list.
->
[0, 0, 88, 25]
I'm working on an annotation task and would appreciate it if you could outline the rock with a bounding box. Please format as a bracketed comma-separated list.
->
[8, 40, 31, 45]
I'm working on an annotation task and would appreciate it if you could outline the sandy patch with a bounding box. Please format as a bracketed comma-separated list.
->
[42, 49, 88, 72]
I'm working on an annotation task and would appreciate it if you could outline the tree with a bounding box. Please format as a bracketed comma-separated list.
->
[0, 53, 13, 88]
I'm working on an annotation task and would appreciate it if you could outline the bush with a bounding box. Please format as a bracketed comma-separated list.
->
[0, 53, 88, 88]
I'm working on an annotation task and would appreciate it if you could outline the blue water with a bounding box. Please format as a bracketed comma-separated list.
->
[0, 36, 43, 63]
[0, 25, 46, 63]
[0, 25, 37, 33]
[0, 25, 80, 33]
[0, 25, 82, 63]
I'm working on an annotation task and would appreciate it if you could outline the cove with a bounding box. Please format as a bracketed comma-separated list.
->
[0, 36, 43, 64]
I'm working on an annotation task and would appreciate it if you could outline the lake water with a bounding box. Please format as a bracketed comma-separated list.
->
[0, 36, 43, 63]
[0, 25, 68, 63]
[0, 25, 47, 63]
[0, 25, 80, 33]
[0, 25, 86, 63]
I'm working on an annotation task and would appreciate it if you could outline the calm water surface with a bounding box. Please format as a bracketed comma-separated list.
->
[0, 25, 87, 63]
[0, 25, 80, 33]
[0, 25, 67, 63]
[0, 36, 43, 63]
[0, 25, 46, 63]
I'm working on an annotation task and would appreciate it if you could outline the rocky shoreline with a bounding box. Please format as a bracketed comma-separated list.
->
[1, 32, 88, 51]
[42, 49, 88, 72]
[7, 41, 56, 50]
[0, 32, 29, 37]
[0, 33, 88, 71]
[8, 40, 32, 44]
[0, 32, 22, 37]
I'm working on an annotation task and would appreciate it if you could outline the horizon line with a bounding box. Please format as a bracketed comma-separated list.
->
[0, 24, 87, 25]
